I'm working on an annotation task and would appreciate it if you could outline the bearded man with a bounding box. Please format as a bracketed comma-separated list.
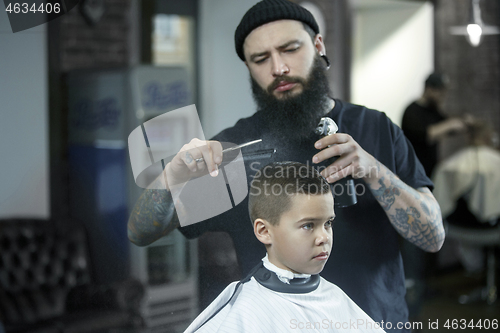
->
[128, 1, 444, 332]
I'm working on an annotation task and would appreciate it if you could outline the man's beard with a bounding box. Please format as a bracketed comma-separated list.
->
[251, 55, 332, 141]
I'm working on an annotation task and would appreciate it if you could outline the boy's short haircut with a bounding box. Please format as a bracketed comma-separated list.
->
[248, 161, 331, 226]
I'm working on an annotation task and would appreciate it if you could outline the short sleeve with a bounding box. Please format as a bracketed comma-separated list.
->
[393, 122, 434, 191]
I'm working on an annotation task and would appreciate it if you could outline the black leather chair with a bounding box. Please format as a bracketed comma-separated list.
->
[0, 219, 145, 333]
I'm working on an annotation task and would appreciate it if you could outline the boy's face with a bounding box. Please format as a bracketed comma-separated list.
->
[266, 193, 334, 275]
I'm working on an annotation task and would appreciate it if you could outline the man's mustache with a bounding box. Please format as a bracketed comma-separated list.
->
[267, 76, 306, 94]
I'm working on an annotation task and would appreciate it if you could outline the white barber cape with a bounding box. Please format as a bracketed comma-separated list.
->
[184, 256, 385, 333]
[433, 146, 500, 223]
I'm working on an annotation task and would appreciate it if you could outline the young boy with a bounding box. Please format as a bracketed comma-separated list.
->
[185, 162, 385, 332]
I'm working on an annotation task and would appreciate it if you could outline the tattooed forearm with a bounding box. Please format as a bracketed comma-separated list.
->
[366, 162, 445, 252]
[389, 205, 444, 251]
[128, 186, 180, 246]
[370, 177, 400, 210]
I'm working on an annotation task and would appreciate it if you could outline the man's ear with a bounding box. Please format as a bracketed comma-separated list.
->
[313, 34, 326, 55]
[254, 218, 273, 245]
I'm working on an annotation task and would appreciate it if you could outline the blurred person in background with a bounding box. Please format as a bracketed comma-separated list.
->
[402, 73, 469, 177]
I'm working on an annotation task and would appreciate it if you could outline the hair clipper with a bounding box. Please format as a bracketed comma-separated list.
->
[315, 117, 357, 207]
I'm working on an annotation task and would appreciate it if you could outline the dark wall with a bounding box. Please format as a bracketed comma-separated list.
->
[435, 0, 500, 134]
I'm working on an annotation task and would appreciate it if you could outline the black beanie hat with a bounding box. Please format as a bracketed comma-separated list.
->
[235, 0, 320, 61]
[425, 73, 449, 89]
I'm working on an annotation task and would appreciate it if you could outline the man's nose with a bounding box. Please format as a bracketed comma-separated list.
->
[271, 54, 289, 77]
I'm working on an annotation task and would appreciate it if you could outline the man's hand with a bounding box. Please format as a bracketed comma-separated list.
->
[311, 132, 444, 252]
[312, 133, 378, 182]
[427, 117, 467, 143]
[165, 138, 223, 189]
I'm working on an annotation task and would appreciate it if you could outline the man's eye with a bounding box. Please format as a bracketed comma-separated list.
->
[254, 58, 267, 64]
[325, 219, 334, 227]
[284, 47, 298, 53]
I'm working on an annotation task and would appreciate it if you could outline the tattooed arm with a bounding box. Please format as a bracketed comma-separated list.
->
[364, 161, 444, 252]
[127, 175, 180, 246]
[128, 139, 223, 246]
[314, 133, 445, 253]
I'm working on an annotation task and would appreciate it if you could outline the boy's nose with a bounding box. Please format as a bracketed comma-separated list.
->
[315, 229, 331, 245]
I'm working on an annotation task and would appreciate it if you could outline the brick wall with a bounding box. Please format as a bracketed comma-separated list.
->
[435, 0, 500, 135]
[59, 0, 131, 72]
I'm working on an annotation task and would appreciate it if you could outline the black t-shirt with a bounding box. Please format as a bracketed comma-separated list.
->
[180, 99, 432, 332]
[402, 101, 446, 177]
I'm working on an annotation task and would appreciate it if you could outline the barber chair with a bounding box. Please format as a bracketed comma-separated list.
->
[0, 219, 145, 333]
[433, 145, 500, 305]
[444, 202, 500, 304]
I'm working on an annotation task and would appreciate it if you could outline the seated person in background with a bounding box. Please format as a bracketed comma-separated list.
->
[433, 120, 500, 227]
[432, 120, 500, 273]
[185, 162, 385, 333]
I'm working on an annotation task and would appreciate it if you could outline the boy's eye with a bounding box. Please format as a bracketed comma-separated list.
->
[302, 223, 313, 230]
[325, 219, 334, 228]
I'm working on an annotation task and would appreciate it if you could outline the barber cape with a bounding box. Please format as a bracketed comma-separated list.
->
[433, 146, 500, 223]
[184, 256, 385, 333]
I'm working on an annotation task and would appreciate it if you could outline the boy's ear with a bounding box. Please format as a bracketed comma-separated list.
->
[254, 218, 272, 245]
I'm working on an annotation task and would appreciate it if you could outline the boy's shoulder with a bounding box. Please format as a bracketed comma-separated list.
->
[187, 276, 385, 332]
